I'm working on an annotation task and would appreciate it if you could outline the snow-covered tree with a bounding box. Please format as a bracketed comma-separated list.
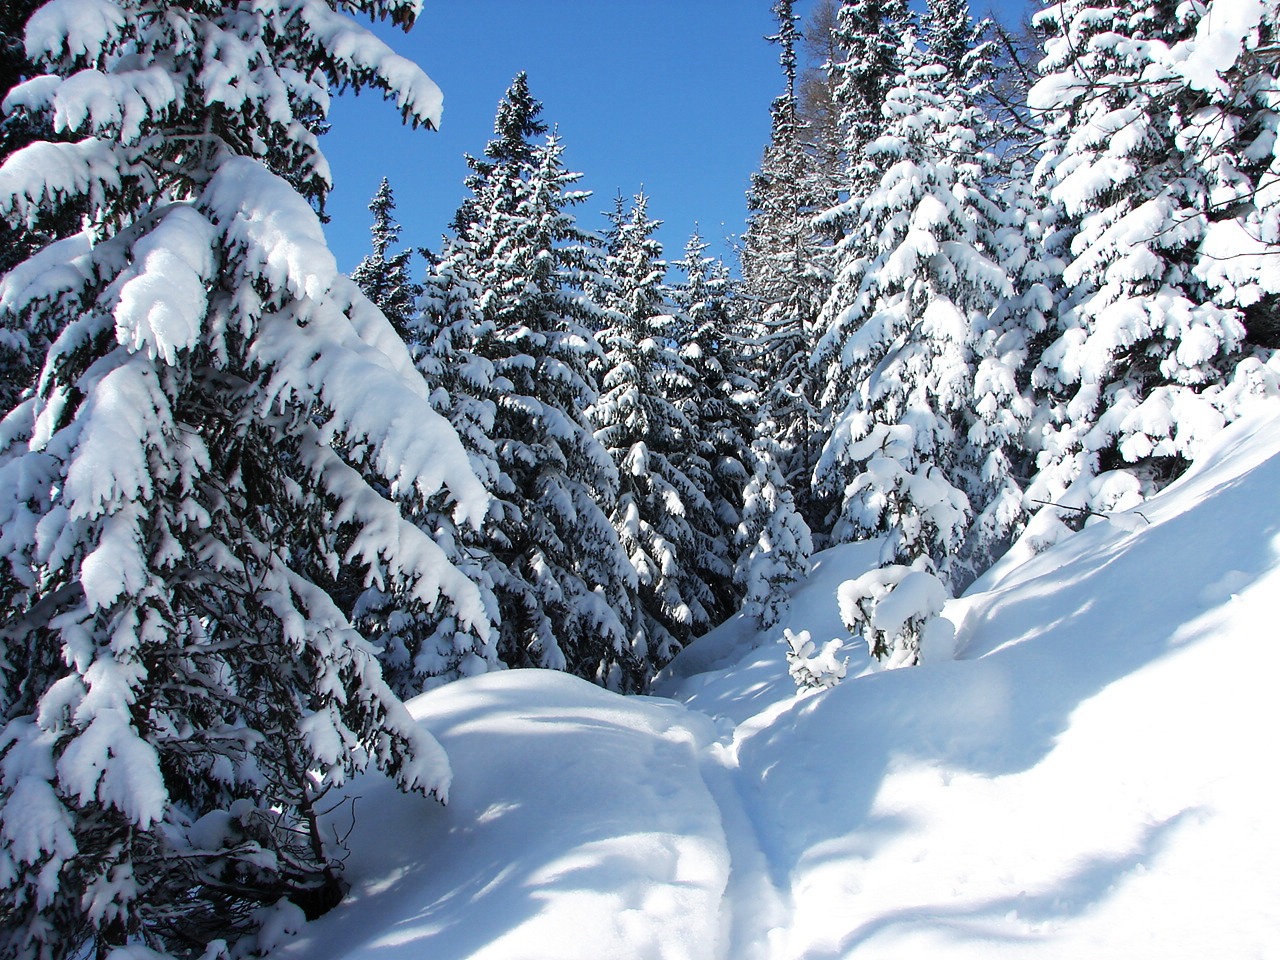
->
[783, 628, 846, 690]
[968, 160, 1057, 562]
[812, 30, 1013, 670]
[671, 230, 755, 626]
[1025, 0, 1256, 522]
[0, 0, 41, 270]
[838, 560, 948, 667]
[812, 0, 915, 276]
[814, 32, 1009, 583]
[921, 0, 992, 89]
[418, 76, 637, 689]
[735, 438, 813, 630]
[824, 0, 913, 198]
[1186, 0, 1280, 354]
[591, 193, 710, 688]
[354, 243, 504, 698]
[0, 0, 70, 414]
[451, 70, 545, 242]
[741, 0, 832, 518]
[0, 2, 487, 955]
[350, 176, 421, 338]
[1183, 3, 1280, 433]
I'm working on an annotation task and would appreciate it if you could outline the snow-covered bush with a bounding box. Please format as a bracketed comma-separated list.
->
[783, 628, 847, 691]
[838, 561, 948, 668]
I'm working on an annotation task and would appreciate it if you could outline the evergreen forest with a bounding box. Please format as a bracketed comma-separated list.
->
[1, 0, 1277, 957]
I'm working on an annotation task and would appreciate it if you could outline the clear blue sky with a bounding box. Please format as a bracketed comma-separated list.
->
[320, 1, 1033, 276]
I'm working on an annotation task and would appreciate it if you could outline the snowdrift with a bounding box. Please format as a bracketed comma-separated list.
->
[282, 406, 1280, 960]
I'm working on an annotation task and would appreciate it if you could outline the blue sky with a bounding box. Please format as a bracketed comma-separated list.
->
[321, 1, 1033, 276]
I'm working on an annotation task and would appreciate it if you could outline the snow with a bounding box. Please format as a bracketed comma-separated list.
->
[1163, 0, 1264, 93]
[113, 205, 216, 364]
[0, 137, 126, 226]
[23, 0, 126, 66]
[268, 402, 1280, 960]
[295, 0, 443, 130]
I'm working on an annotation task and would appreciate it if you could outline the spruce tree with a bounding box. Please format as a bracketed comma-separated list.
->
[354, 245, 506, 697]
[1158, 0, 1280, 389]
[0, 0, 73, 415]
[414, 77, 637, 689]
[740, 0, 832, 527]
[814, 29, 1010, 661]
[0, 2, 486, 955]
[350, 177, 421, 339]
[970, 160, 1056, 561]
[823, 0, 913, 200]
[671, 231, 755, 626]
[591, 193, 709, 688]
[920, 0, 992, 89]
[1180, 0, 1280, 347]
[735, 438, 813, 630]
[1026, 0, 1254, 521]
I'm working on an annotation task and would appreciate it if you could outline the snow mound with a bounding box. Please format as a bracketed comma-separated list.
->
[281, 671, 730, 960]
[284, 405, 1280, 959]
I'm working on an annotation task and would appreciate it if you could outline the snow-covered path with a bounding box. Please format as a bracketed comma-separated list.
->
[283, 408, 1280, 960]
[281, 672, 740, 960]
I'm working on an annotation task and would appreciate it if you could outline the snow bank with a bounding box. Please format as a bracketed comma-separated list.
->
[281, 405, 1280, 960]
[281, 671, 729, 960]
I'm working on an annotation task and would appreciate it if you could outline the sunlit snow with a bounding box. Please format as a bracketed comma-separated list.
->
[272, 404, 1280, 960]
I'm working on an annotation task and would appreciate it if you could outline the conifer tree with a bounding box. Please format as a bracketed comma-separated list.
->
[741, 0, 832, 524]
[1026, 0, 1254, 522]
[1187, 0, 1280, 353]
[412, 76, 637, 689]
[0, 0, 72, 414]
[671, 231, 755, 625]
[350, 177, 421, 339]
[591, 194, 709, 687]
[353, 246, 505, 698]
[0, 2, 485, 955]
[921, 0, 992, 88]
[970, 160, 1056, 561]
[813, 29, 1010, 661]
[735, 437, 813, 629]
[823, 0, 913, 200]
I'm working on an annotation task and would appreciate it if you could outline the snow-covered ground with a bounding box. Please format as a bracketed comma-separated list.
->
[280, 405, 1280, 960]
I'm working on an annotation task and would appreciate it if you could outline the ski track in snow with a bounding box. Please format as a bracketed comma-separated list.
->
[281, 405, 1280, 960]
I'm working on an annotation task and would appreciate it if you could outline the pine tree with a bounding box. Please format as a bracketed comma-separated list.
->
[671, 230, 755, 626]
[354, 246, 505, 698]
[0, 2, 486, 955]
[414, 77, 637, 689]
[1025, 0, 1254, 522]
[735, 438, 813, 629]
[350, 177, 421, 339]
[591, 193, 710, 688]
[0, 0, 73, 415]
[813, 29, 1010, 661]
[740, 0, 832, 525]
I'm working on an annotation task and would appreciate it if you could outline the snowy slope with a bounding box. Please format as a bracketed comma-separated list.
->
[283, 405, 1280, 960]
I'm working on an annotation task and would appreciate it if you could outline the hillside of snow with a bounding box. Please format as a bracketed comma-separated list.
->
[279, 405, 1280, 960]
